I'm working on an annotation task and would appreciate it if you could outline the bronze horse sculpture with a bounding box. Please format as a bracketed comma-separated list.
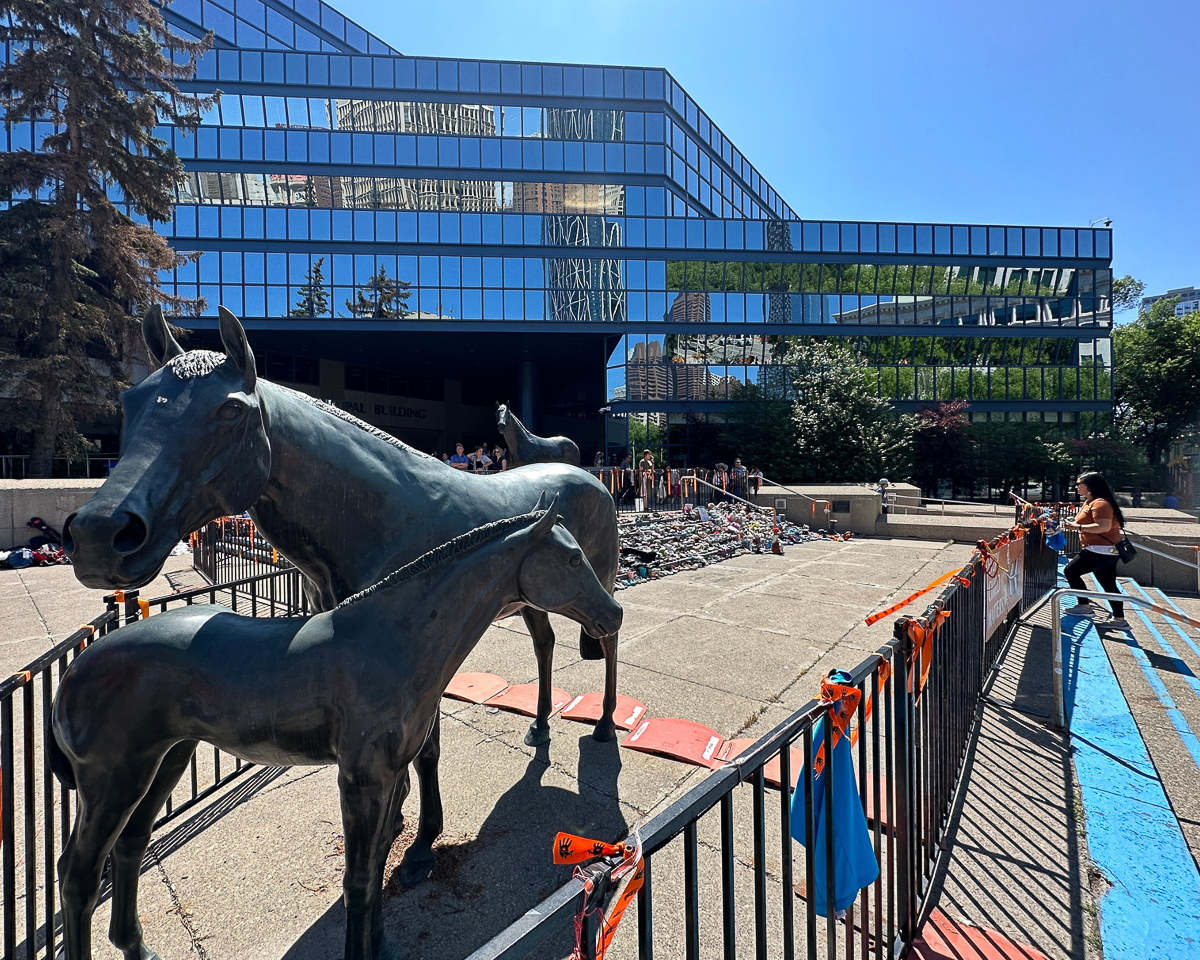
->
[52, 503, 622, 960]
[63, 307, 622, 886]
[496, 403, 581, 467]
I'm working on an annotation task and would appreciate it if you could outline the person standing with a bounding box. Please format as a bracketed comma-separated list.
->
[1062, 471, 1128, 629]
[878, 478, 890, 519]
[638, 449, 655, 511]
[449, 443, 470, 470]
[493, 445, 508, 471]
[731, 458, 748, 501]
[470, 444, 492, 473]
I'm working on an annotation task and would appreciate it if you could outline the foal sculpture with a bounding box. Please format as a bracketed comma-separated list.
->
[52, 503, 622, 960]
[64, 307, 621, 885]
[497, 403, 581, 467]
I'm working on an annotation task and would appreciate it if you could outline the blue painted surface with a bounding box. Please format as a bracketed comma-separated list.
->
[1139, 583, 1200, 667]
[1104, 581, 1200, 774]
[1061, 564, 1200, 959]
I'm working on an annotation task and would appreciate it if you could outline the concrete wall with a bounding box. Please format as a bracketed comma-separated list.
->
[752, 482, 922, 535]
[0, 480, 103, 551]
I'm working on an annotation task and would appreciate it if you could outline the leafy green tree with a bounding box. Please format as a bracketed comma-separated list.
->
[912, 401, 973, 497]
[1112, 274, 1146, 314]
[788, 339, 913, 482]
[724, 384, 801, 481]
[627, 415, 666, 461]
[971, 422, 1070, 499]
[345, 264, 412, 319]
[0, 1, 212, 475]
[290, 257, 330, 318]
[1113, 297, 1200, 482]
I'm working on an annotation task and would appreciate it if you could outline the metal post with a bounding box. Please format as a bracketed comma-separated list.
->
[1052, 592, 1065, 729]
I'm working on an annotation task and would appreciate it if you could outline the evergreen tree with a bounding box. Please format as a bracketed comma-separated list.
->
[290, 257, 330, 318]
[788, 339, 913, 482]
[345, 264, 412, 319]
[0, 1, 213, 476]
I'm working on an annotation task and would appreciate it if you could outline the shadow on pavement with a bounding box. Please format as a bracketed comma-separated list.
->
[280, 732, 626, 960]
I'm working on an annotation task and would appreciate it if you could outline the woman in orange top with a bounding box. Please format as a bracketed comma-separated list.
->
[1062, 471, 1127, 628]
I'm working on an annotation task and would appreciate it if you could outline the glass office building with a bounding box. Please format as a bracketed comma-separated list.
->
[5, 0, 1115, 461]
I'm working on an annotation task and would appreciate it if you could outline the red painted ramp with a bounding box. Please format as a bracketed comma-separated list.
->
[443, 672, 508, 704]
[622, 718, 724, 768]
[912, 909, 1051, 960]
[485, 683, 572, 718]
[560, 693, 647, 731]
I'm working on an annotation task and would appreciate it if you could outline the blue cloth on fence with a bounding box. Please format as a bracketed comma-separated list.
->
[790, 672, 879, 917]
[1047, 529, 1067, 552]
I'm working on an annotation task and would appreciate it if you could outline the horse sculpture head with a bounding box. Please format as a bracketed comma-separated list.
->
[64, 306, 272, 589]
[496, 403, 510, 431]
[518, 495, 623, 639]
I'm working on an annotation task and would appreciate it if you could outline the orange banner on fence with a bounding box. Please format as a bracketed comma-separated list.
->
[862, 569, 962, 626]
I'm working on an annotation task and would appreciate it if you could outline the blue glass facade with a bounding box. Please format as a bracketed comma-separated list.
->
[2, 0, 1116, 461]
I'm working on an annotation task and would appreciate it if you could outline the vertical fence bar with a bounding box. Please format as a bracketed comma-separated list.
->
[720, 792, 736, 960]
[803, 725, 817, 960]
[42, 668, 56, 960]
[892, 628, 912, 948]
[3, 694, 16, 959]
[753, 770, 767, 960]
[684, 821, 700, 960]
[779, 738, 795, 960]
[637, 855, 653, 960]
[22, 682, 35, 960]
[823, 708, 837, 960]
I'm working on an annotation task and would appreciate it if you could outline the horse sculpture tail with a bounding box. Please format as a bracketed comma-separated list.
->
[48, 723, 77, 790]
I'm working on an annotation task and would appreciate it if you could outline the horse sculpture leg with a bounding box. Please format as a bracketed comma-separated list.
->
[395, 713, 442, 887]
[593, 630, 620, 742]
[107, 741, 200, 960]
[59, 759, 164, 960]
[520, 608, 557, 747]
[338, 760, 403, 960]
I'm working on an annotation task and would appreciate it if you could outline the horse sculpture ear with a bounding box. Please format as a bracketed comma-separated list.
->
[218, 306, 257, 393]
[530, 493, 560, 539]
[142, 305, 185, 366]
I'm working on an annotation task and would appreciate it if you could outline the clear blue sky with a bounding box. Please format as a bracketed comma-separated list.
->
[332, 0, 1196, 313]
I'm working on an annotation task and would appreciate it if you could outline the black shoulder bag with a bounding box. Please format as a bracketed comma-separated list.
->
[1115, 533, 1137, 564]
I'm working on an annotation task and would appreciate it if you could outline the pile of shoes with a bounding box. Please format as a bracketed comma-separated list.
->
[614, 503, 823, 589]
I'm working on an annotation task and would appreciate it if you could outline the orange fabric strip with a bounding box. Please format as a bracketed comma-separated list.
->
[863, 569, 960, 626]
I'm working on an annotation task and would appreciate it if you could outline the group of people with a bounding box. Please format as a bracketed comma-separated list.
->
[605, 452, 762, 512]
[441, 442, 508, 473]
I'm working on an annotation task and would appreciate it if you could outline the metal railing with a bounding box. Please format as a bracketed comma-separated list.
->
[191, 516, 294, 584]
[0, 456, 119, 480]
[588, 467, 762, 515]
[470, 521, 1060, 959]
[1018, 587, 1200, 731]
[0, 566, 307, 960]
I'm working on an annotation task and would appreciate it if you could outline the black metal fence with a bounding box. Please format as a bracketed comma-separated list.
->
[191, 515, 294, 583]
[0, 566, 307, 960]
[587, 467, 764, 515]
[469, 521, 1059, 960]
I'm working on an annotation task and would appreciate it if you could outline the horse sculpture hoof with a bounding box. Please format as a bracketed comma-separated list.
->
[592, 718, 617, 743]
[396, 849, 435, 888]
[524, 722, 551, 747]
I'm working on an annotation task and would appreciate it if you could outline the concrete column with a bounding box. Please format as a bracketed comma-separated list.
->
[519, 361, 538, 432]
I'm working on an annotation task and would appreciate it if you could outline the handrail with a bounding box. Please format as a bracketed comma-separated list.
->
[757, 474, 832, 512]
[681, 474, 774, 516]
[1032, 588, 1200, 730]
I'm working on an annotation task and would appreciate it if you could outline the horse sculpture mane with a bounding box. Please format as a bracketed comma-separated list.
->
[337, 509, 545, 609]
[166, 350, 226, 379]
[286, 387, 441, 462]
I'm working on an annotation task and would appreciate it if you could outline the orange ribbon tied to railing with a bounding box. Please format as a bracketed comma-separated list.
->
[810, 678, 862, 779]
[553, 833, 631, 865]
[862, 568, 961, 626]
[554, 831, 644, 960]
